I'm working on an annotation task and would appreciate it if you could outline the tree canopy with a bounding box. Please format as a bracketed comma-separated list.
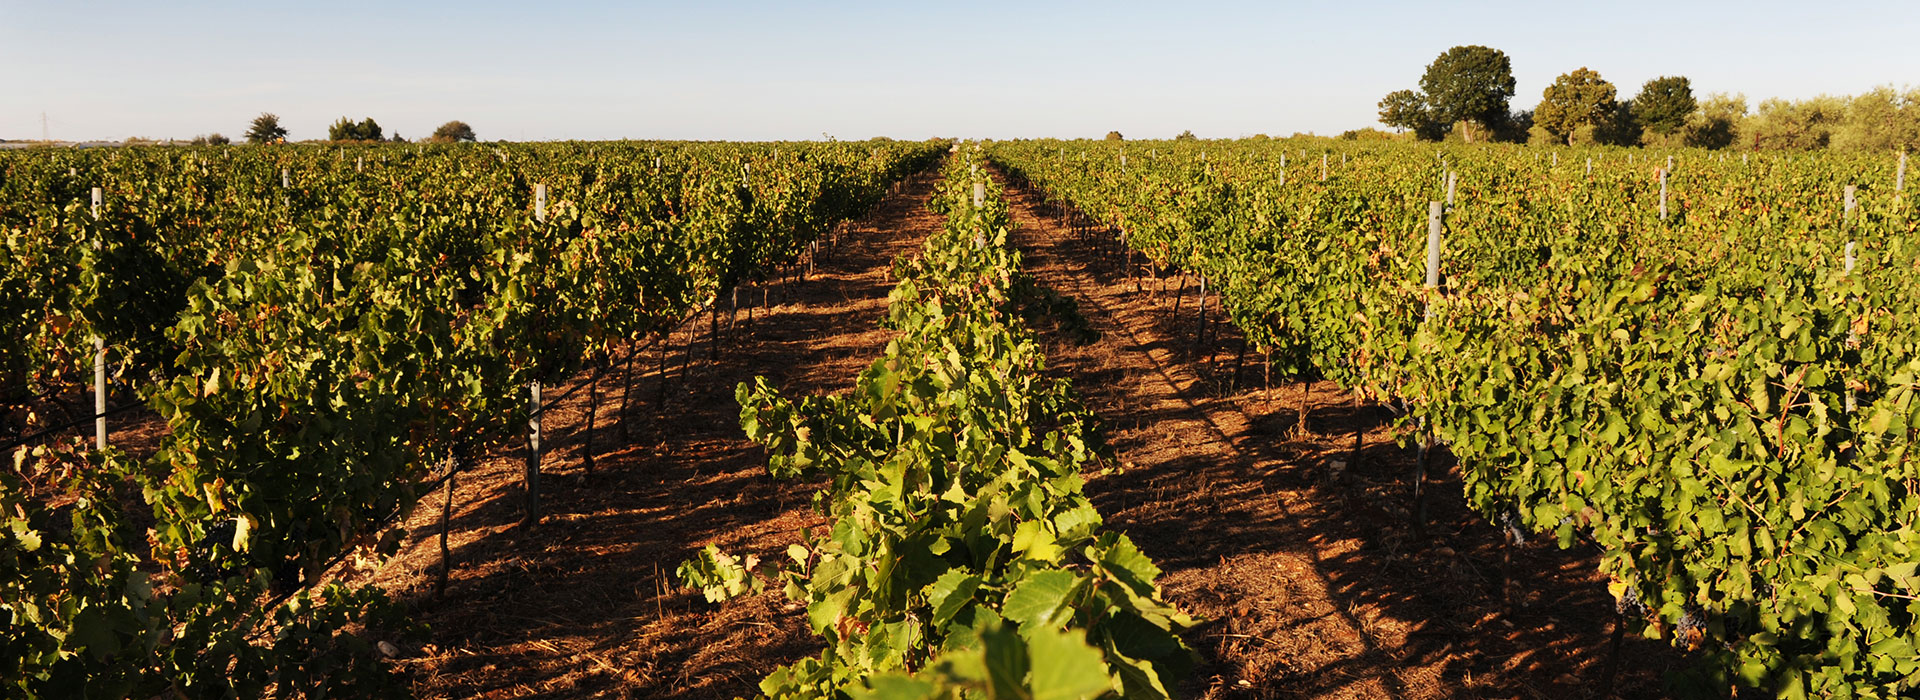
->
[1378, 45, 1516, 142]
[1535, 68, 1619, 145]
[328, 117, 384, 142]
[1675, 93, 1746, 149]
[1831, 86, 1920, 151]
[1418, 45, 1516, 140]
[430, 120, 477, 143]
[1377, 89, 1430, 133]
[1632, 76, 1698, 136]
[1104, 131, 1123, 141]
[245, 113, 287, 144]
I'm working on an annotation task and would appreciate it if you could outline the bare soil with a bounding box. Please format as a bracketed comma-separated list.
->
[995, 170, 1694, 700]
[351, 168, 946, 699]
[305, 160, 1691, 699]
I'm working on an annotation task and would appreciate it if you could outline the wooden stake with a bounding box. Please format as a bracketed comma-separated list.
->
[1349, 391, 1364, 468]
[1231, 337, 1248, 390]
[524, 380, 542, 527]
[1425, 202, 1444, 290]
[1659, 168, 1669, 221]
[91, 187, 106, 451]
[655, 330, 669, 410]
[709, 303, 720, 362]
[585, 361, 601, 474]
[94, 338, 106, 451]
[1599, 606, 1627, 697]
[436, 451, 457, 598]
[619, 341, 639, 439]
[1845, 185, 1858, 415]
[1414, 200, 1443, 535]
[1170, 274, 1189, 319]
[1195, 277, 1208, 352]
[1295, 378, 1312, 436]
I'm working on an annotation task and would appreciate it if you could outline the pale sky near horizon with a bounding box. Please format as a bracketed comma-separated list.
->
[4, 1, 1916, 143]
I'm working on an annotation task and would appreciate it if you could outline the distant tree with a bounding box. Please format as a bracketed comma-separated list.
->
[1417, 45, 1516, 143]
[191, 133, 231, 146]
[1377, 46, 1515, 142]
[328, 117, 383, 142]
[389, 132, 408, 143]
[1498, 109, 1535, 142]
[1677, 93, 1746, 149]
[1745, 96, 1847, 150]
[246, 113, 288, 144]
[430, 120, 478, 143]
[1377, 89, 1437, 137]
[1338, 127, 1399, 141]
[1105, 131, 1123, 141]
[1632, 76, 1697, 137]
[1832, 86, 1920, 152]
[1528, 123, 1558, 146]
[1174, 130, 1198, 141]
[1598, 100, 1641, 146]
[1536, 68, 1619, 145]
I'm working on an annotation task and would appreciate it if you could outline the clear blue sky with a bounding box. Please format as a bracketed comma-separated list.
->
[4, 1, 1916, 142]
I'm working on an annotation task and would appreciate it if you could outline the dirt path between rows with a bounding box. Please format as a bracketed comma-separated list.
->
[996, 171, 1694, 700]
[354, 166, 945, 699]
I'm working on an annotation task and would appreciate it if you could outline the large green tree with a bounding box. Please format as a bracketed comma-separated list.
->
[1417, 45, 1516, 142]
[244, 112, 287, 144]
[328, 117, 383, 142]
[1632, 76, 1698, 136]
[1745, 97, 1845, 150]
[1377, 89, 1435, 136]
[1677, 93, 1746, 149]
[430, 120, 477, 143]
[1832, 86, 1920, 151]
[1535, 67, 1619, 145]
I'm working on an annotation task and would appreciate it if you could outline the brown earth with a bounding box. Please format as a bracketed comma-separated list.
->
[323, 159, 1693, 699]
[995, 169, 1695, 700]
[349, 167, 947, 699]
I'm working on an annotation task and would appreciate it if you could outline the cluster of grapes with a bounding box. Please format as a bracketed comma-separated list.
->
[1498, 507, 1527, 544]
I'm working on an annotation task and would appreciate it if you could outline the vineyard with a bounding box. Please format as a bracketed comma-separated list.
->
[2, 136, 1917, 700]
[1, 140, 943, 696]
[990, 140, 1918, 698]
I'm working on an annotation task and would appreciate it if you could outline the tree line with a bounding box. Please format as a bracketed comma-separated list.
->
[1378, 45, 1918, 151]
[233, 113, 479, 145]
